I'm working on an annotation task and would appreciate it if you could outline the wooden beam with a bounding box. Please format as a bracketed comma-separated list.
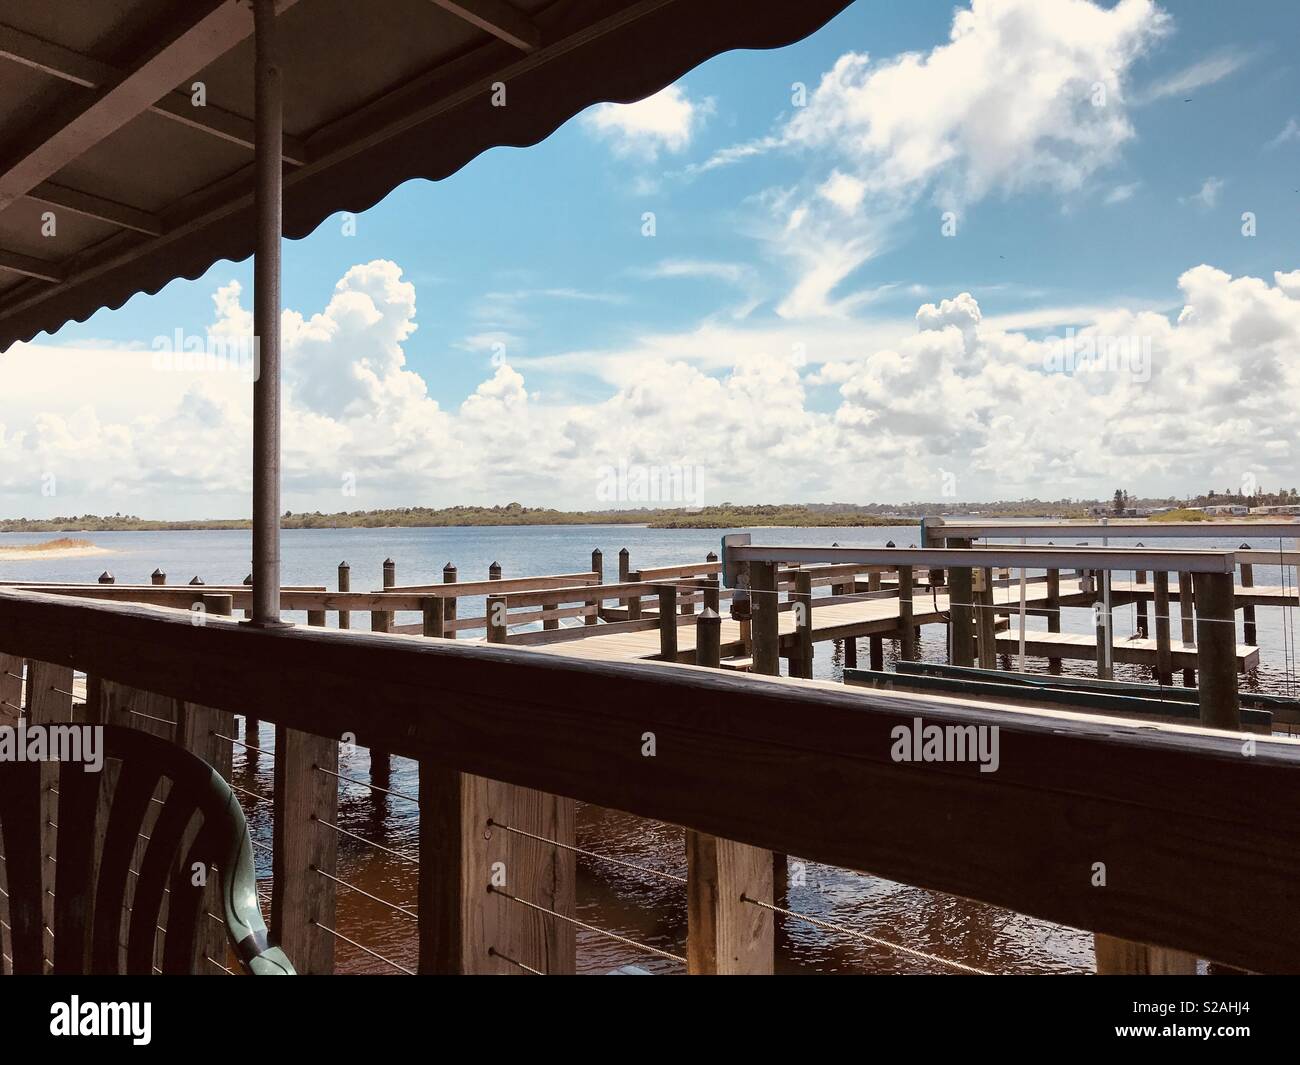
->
[26, 182, 164, 236]
[2, 588, 1300, 972]
[0, 16, 307, 178]
[430, 0, 542, 52]
[686, 830, 773, 974]
[0, 248, 63, 283]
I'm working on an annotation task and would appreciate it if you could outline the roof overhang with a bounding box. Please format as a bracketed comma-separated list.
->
[0, 0, 854, 350]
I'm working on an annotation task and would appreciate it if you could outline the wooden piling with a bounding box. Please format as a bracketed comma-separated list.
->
[1094, 595, 1113, 681]
[618, 547, 630, 608]
[150, 569, 166, 586]
[696, 609, 721, 668]
[1153, 570, 1173, 686]
[657, 586, 678, 660]
[1135, 568, 1149, 638]
[1178, 571, 1195, 687]
[1239, 545, 1256, 646]
[336, 561, 350, 630]
[443, 562, 458, 639]
[1045, 566, 1061, 671]
[898, 564, 916, 661]
[586, 550, 601, 626]
[1193, 571, 1240, 731]
[974, 567, 997, 670]
[369, 558, 395, 782]
[750, 562, 779, 676]
[868, 572, 883, 671]
[422, 596, 448, 639]
[792, 571, 813, 679]
[686, 830, 774, 974]
[949, 539, 974, 667]
[489, 560, 502, 581]
[486, 594, 508, 644]
[418, 768, 575, 974]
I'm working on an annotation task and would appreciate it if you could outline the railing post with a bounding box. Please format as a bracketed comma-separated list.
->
[1239, 544, 1256, 646]
[1194, 570, 1240, 731]
[369, 559, 395, 783]
[1135, 567, 1150, 638]
[949, 539, 974, 667]
[422, 596, 448, 639]
[1094, 592, 1113, 681]
[704, 574, 720, 614]
[26, 659, 73, 970]
[696, 609, 721, 668]
[656, 586, 678, 661]
[626, 571, 642, 621]
[179, 593, 237, 972]
[586, 550, 601, 627]
[486, 594, 507, 644]
[750, 561, 779, 676]
[1178, 571, 1196, 686]
[151, 568, 166, 586]
[271, 609, 338, 974]
[443, 563, 458, 639]
[792, 571, 813, 679]
[98, 571, 113, 585]
[686, 830, 773, 974]
[867, 571, 883, 671]
[1153, 570, 1173, 686]
[488, 561, 502, 581]
[418, 767, 575, 974]
[618, 547, 630, 609]
[974, 567, 997, 669]
[898, 564, 915, 661]
[1045, 564, 1061, 671]
[336, 560, 350, 630]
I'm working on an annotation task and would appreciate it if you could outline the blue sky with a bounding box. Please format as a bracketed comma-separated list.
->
[6, 0, 1300, 517]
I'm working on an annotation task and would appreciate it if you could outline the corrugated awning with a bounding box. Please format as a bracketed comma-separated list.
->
[0, 0, 853, 350]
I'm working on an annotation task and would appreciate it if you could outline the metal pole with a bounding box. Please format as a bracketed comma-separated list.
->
[251, 0, 284, 626]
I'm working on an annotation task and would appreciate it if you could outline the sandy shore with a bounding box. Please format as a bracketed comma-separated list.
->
[0, 545, 112, 561]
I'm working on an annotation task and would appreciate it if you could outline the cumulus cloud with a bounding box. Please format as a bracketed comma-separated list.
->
[580, 85, 714, 160]
[3, 258, 1299, 515]
[719, 0, 1171, 318]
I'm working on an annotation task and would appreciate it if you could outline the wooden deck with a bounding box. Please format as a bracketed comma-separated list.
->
[530, 578, 1096, 664]
[993, 630, 1260, 671]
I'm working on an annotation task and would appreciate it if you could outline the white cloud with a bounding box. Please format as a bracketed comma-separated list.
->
[716, 0, 1170, 318]
[1104, 182, 1141, 204]
[1266, 117, 1299, 150]
[1181, 176, 1224, 209]
[5, 258, 1300, 514]
[635, 259, 753, 285]
[1130, 48, 1250, 104]
[580, 85, 714, 160]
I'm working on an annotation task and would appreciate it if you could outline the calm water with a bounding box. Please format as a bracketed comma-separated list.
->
[3, 523, 1297, 974]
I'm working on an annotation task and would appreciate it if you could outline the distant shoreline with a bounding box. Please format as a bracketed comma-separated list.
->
[0, 537, 112, 561]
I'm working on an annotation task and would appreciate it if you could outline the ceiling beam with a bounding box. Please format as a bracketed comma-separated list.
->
[0, 8, 305, 208]
[0, 248, 64, 283]
[27, 182, 164, 237]
[429, 0, 543, 52]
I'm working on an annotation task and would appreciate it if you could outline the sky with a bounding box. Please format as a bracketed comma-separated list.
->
[3, 0, 1300, 519]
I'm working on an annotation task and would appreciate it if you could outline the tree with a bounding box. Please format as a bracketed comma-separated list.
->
[1112, 489, 1125, 516]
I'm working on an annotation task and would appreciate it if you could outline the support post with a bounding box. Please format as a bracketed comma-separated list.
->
[418, 768, 575, 974]
[898, 565, 915, 661]
[250, 0, 284, 627]
[949, 539, 974, 667]
[686, 831, 774, 974]
[792, 571, 813, 679]
[618, 547, 630, 608]
[1135, 568, 1149, 638]
[1193, 571, 1240, 731]
[975, 567, 997, 670]
[486, 595, 507, 644]
[696, 609, 721, 668]
[369, 558, 395, 782]
[1178, 571, 1196, 687]
[1045, 567, 1061, 672]
[656, 586, 678, 661]
[422, 596, 448, 639]
[750, 562, 779, 676]
[867, 571, 883, 671]
[585, 550, 600, 626]
[443, 562, 458, 639]
[336, 561, 350, 630]
[1239, 545, 1256, 646]
[1153, 570, 1173, 686]
[151, 569, 166, 586]
[488, 561, 502, 581]
[1094, 595, 1113, 681]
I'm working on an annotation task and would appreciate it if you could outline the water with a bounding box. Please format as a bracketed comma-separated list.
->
[3, 523, 1296, 974]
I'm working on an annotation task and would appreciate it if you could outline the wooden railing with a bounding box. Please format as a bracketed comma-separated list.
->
[1, 584, 1298, 974]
